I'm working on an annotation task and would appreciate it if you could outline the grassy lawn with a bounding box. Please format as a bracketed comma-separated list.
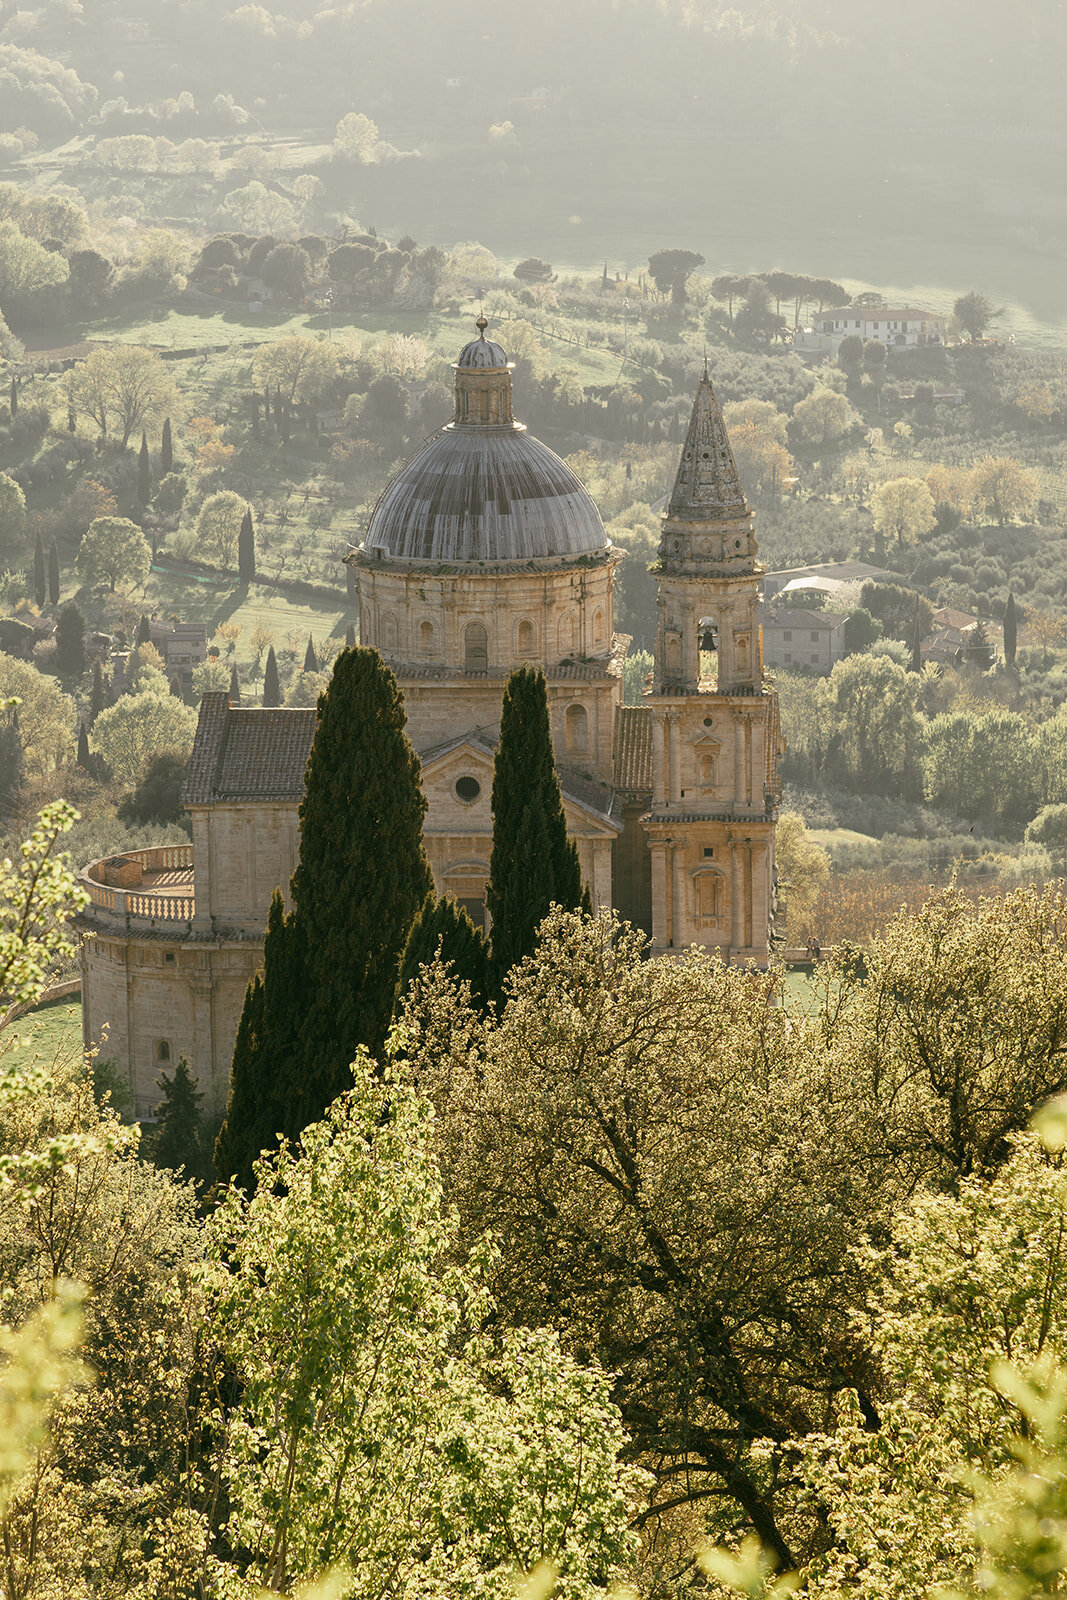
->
[7, 998, 84, 1068]
[144, 571, 358, 674]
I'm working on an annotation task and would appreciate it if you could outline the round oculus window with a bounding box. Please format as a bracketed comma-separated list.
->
[455, 775, 481, 803]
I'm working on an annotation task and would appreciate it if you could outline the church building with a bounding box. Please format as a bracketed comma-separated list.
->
[78, 320, 782, 1116]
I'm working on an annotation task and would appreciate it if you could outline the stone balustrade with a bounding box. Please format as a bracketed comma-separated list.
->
[79, 845, 195, 931]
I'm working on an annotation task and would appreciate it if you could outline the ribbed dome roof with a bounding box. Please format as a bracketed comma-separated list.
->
[364, 427, 607, 563]
[363, 319, 607, 564]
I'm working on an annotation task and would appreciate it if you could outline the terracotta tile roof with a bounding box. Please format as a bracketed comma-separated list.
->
[182, 694, 316, 805]
[613, 705, 653, 793]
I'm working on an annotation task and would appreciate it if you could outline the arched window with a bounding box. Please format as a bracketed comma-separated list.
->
[593, 608, 605, 646]
[558, 612, 577, 655]
[700, 750, 718, 787]
[565, 703, 588, 754]
[419, 619, 435, 655]
[666, 633, 682, 674]
[517, 619, 535, 655]
[381, 611, 399, 652]
[157, 1039, 171, 1063]
[464, 621, 488, 673]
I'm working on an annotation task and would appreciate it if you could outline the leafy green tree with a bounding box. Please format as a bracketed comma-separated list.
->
[837, 332, 864, 373]
[395, 891, 490, 1016]
[117, 746, 190, 825]
[208, 1053, 643, 1599]
[954, 289, 1004, 343]
[775, 811, 831, 942]
[194, 489, 249, 567]
[923, 709, 1040, 834]
[91, 690, 197, 784]
[870, 476, 937, 551]
[647, 247, 705, 308]
[513, 256, 553, 282]
[252, 335, 341, 406]
[970, 454, 1039, 526]
[0, 800, 86, 1014]
[825, 653, 924, 797]
[0, 653, 75, 774]
[791, 387, 859, 448]
[734, 279, 784, 341]
[333, 110, 379, 161]
[69, 344, 180, 447]
[262, 644, 281, 707]
[290, 647, 432, 1114]
[0, 706, 25, 812]
[77, 516, 151, 593]
[53, 601, 85, 676]
[486, 666, 588, 993]
[0, 471, 26, 562]
[260, 241, 310, 299]
[0, 217, 68, 319]
[710, 273, 751, 322]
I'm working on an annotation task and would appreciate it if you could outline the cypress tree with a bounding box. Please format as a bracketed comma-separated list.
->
[76, 719, 90, 768]
[54, 602, 86, 676]
[136, 613, 152, 646]
[238, 507, 256, 582]
[170, 675, 183, 698]
[216, 890, 307, 1190]
[47, 537, 59, 606]
[89, 660, 106, 724]
[137, 430, 151, 505]
[161, 416, 173, 475]
[229, 662, 240, 704]
[148, 1056, 211, 1188]
[262, 645, 281, 706]
[1004, 591, 1018, 666]
[290, 647, 431, 1116]
[303, 633, 318, 672]
[486, 666, 588, 992]
[345, 622, 356, 649]
[33, 530, 45, 607]
[0, 708, 24, 813]
[9, 375, 17, 417]
[394, 891, 490, 1017]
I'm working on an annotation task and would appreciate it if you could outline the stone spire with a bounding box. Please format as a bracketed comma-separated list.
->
[666, 365, 749, 523]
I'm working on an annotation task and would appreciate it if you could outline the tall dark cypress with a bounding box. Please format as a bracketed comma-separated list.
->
[303, 633, 318, 672]
[47, 538, 59, 606]
[89, 661, 106, 724]
[148, 1056, 211, 1189]
[229, 662, 240, 704]
[238, 507, 256, 582]
[33, 531, 45, 608]
[54, 602, 86, 677]
[76, 719, 90, 768]
[0, 707, 24, 812]
[216, 891, 309, 1190]
[1004, 591, 1018, 666]
[486, 666, 588, 992]
[137, 430, 151, 505]
[9, 376, 17, 418]
[136, 613, 151, 646]
[394, 891, 490, 1017]
[169, 676, 183, 698]
[345, 622, 356, 648]
[161, 416, 173, 475]
[262, 645, 281, 707]
[291, 647, 431, 1114]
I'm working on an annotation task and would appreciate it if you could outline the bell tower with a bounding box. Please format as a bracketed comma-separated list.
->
[644, 363, 781, 961]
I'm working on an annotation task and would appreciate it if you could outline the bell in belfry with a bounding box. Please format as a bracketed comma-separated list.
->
[699, 623, 718, 653]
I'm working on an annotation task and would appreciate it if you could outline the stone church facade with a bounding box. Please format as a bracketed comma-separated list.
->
[78, 322, 782, 1116]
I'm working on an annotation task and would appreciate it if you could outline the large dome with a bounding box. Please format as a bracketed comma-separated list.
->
[362, 321, 607, 565]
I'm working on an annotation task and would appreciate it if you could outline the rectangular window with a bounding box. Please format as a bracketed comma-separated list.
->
[810, 630, 819, 641]
[784, 630, 792, 641]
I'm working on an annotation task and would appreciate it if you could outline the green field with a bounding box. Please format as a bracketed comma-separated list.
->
[7, 997, 85, 1068]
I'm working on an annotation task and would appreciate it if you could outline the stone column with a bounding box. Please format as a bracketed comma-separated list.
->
[731, 843, 744, 954]
[652, 714, 666, 806]
[743, 717, 753, 808]
[668, 715, 681, 804]
[650, 839, 669, 949]
[749, 839, 769, 959]
[672, 841, 687, 949]
[733, 716, 746, 807]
